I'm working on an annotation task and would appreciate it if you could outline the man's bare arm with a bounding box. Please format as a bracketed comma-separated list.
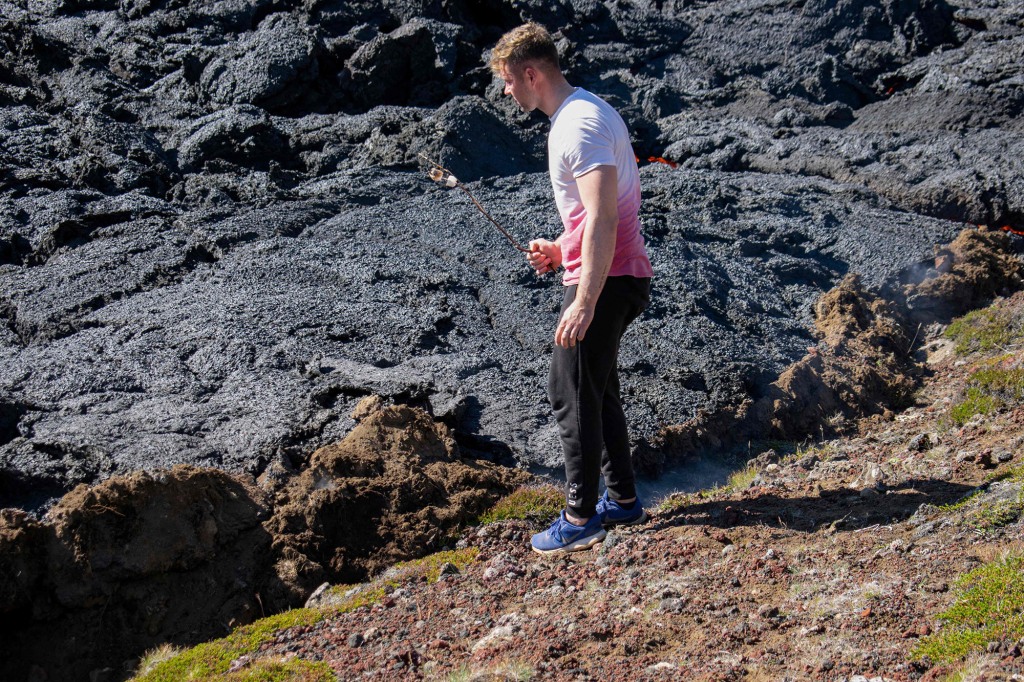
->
[554, 165, 618, 348]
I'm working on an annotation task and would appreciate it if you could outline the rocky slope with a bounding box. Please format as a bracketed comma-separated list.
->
[3, 0, 1023, 509]
[130, 289, 1024, 682]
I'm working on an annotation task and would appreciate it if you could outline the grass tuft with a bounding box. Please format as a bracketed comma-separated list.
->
[135, 644, 184, 677]
[948, 365, 1024, 426]
[477, 484, 563, 524]
[389, 547, 480, 582]
[913, 554, 1024, 663]
[726, 465, 758, 491]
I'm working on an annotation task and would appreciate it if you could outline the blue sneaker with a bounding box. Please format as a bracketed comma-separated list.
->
[595, 491, 647, 527]
[531, 511, 607, 555]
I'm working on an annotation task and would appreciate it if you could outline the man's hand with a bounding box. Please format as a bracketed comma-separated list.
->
[527, 239, 561, 274]
[555, 298, 594, 348]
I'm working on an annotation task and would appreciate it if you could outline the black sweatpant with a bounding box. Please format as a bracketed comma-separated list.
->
[549, 275, 651, 519]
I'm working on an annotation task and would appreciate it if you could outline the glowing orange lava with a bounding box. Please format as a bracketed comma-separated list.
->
[648, 156, 679, 169]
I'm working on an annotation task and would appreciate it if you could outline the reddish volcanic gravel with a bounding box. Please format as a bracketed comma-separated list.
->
[250, 306, 1024, 680]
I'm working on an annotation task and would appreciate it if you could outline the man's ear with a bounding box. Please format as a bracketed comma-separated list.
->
[523, 65, 538, 85]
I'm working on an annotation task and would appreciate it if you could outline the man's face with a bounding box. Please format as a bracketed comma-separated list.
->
[499, 63, 535, 113]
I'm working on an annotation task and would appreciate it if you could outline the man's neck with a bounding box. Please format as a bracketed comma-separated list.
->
[540, 78, 577, 118]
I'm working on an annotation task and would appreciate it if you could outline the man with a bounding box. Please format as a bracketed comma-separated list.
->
[488, 23, 654, 554]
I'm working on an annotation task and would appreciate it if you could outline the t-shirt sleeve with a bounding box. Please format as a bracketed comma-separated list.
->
[562, 116, 616, 179]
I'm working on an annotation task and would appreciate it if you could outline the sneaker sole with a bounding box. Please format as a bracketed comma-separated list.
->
[602, 509, 648, 528]
[531, 529, 607, 555]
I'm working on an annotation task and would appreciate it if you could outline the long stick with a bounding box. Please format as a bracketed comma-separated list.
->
[418, 153, 531, 253]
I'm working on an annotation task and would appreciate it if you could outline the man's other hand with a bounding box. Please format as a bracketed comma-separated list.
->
[555, 298, 594, 348]
[527, 239, 561, 274]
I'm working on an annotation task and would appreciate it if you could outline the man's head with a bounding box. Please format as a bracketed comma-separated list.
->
[489, 23, 563, 114]
[488, 22, 560, 76]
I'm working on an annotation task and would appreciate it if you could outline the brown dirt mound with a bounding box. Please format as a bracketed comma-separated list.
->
[266, 397, 531, 597]
[0, 401, 527, 681]
[762, 273, 918, 438]
[903, 228, 1024, 322]
[0, 465, 275, 682]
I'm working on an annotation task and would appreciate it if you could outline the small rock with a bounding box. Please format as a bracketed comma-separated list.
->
[437, 562, 460, 579]
[658, 597, 686, 613]
[303, 582, 331, 608]
[797, 454, 819, 470]
[911, 521, 936, 540]
[646, 662, 677, 673]
[908, 433, 931, 452]
[722, 544, 737, 556]
[997, 450, 1014, 463]
[757, 604, 779, 618]
[347, 633, 364, 648]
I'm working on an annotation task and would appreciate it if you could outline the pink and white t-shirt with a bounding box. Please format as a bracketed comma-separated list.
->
[548, 88, 653, 286]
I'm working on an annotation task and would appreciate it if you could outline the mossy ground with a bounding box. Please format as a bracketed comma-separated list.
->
[944, 305, 1023, 355]
[131, 546, 483, 681]
[914, 555, 1024, 663]
[131, 609, 326, 682]
[948, 361, 1024, 427]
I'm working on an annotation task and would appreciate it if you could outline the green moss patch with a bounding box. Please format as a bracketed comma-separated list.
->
[938, 489, 984, 514]
[477, 484, 563, 524]
[389, 547, 480, 582]
[969, 499, 1024, 531]
[132, 609, 326, 681]
[944, 307, 1022, 355]
[950, 388, 1001, 426]
[914, 555, 1024, 663]
[949, 365, 1024, 426]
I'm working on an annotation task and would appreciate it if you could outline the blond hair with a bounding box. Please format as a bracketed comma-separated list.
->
[488, 22, 560, 75]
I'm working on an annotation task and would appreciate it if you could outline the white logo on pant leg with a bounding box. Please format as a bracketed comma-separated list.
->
[567, 482, 579, 505]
